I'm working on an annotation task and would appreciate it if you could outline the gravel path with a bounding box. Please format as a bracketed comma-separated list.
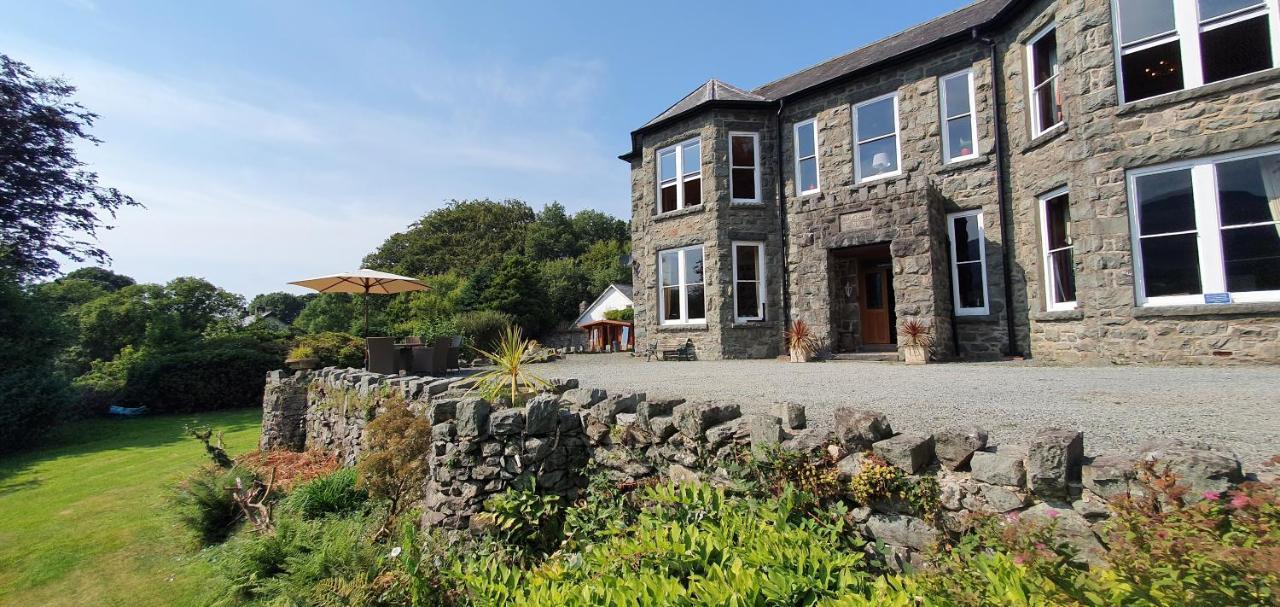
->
[539, 355, 1280, 468]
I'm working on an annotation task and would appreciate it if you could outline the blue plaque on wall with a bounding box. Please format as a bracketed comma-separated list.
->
[1204, 292, 1231, 304]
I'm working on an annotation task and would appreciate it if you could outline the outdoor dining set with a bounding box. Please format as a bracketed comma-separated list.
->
[365, 335, 463, 376]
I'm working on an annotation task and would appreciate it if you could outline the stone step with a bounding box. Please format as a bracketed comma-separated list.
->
[830, 352, 899, 362]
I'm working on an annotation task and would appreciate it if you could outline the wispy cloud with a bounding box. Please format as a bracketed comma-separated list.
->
[7, 37, 626, 295]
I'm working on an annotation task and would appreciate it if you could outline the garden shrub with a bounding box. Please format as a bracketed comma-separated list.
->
[603, 306, 633, 321]
[357, 398, 433, 527]
[476, 484, 565, 557]
[235, 449, 340, 491]
[122, 343, 280, 412]
[454, 310, 514, 351]
[281, 467, 369, 520]
[173, 465, 259, 546]
[1101, 466, 1280, 606]
[289, 331, 365, 369]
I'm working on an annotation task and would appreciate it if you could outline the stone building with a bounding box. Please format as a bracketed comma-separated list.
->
[621, 0, 1280, 364]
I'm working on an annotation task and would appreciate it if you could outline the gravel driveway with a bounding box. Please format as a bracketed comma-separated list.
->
[539, 355, 1279, 469]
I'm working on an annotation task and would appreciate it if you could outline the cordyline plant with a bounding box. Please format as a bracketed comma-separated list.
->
[785, 320, 819, 358]
[471, 325, 549, 405]
[900, 318, 933, 347]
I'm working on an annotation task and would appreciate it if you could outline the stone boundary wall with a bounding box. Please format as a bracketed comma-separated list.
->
[261, 367, 1248, 564]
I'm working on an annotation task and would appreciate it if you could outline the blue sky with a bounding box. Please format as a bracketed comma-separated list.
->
[3, 0, 970, 297]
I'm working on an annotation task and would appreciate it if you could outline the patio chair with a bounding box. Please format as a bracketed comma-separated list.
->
[431, 336, 451, 375]
[410, 337, 451, 377]
[660, 339, 696, 361]
[446, 335, 463, 370]
[366, 337, 398, 374]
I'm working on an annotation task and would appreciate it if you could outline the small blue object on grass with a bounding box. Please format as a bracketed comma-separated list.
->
[108, 405, 148, 416]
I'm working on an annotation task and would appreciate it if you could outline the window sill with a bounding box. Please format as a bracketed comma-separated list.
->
[1022, 123, 1067, 153]
[729, 201, 767, 208]
[935, 155, 991, 175]
[1131, 301, 1280, 318]
[850, 172, 909, 194]
[955, 313, 999, 323]
[652, 205, 705, 222]
[1116, 67, 1280, 116]
[730, 320, 777, 329]
[1031, 309, 1083, 322]
[656, 323, 708, 332]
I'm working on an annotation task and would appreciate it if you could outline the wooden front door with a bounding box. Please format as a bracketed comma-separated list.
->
[859, 264, 892, 345]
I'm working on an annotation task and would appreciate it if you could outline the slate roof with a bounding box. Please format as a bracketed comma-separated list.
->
[642, 79, 770, 128]
[623, 0, 1025, 158]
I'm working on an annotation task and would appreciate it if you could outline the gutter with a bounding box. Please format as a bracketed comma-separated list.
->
[775, 98, 791, 330]
[974, 27, 1023, 357]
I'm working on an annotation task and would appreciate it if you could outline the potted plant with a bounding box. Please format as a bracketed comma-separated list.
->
[285, 345, 320, 370]
[900, 318, 933, 365]
[785, 320, 819, 363]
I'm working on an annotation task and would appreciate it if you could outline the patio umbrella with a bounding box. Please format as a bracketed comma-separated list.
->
[288, 268, 429, 337]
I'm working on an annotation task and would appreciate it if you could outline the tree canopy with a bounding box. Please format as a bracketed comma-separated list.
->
[0, 54, 139, 281]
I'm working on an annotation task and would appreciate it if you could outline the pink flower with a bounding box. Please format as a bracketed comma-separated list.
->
[1004, 512, 1021, 523]
[1230, 494, 1250, 509]
[1013, 554, 1027, 565]
[1035, 542, 1046, 550]
[1202, 490, 1222, 501]
[1046, 508, 1059, 519]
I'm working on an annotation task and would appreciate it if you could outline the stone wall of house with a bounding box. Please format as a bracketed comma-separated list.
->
[777, 42, 1015, 361]
[262, 368, 1250, 565]
[995, 0, 1280, 364]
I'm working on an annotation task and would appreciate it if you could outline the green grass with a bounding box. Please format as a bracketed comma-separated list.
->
[0, 409, 261, 607]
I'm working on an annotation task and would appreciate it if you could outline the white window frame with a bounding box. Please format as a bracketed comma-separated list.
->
[1038, 187, 1077, 311]
[1026, 24, 1063, 137]
[947, 209, 991, 316]
[852, 92, 903, 183]
[1110, 0, 1280, 104]
[793, 119, 821, 195]
[939, 69, 980, 164]
[1128, 144, 1280, 306]
[655, 137, 701, 214]
[657, 245, 706, 325]
[728, 132, 762, 203]
[731, 241, 767, 323]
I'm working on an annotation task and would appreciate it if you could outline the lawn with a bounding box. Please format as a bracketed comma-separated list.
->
[0, 409, 261, 607]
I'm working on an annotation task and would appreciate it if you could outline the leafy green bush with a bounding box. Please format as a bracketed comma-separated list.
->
[603, 306, 633, 321]
[289, 331, 365, 368]
[395, 314, 460, 345]
[476, 484, 565, 557]
[122, 343, 280, 413]
[281, 467, 369, 520]
[0, 280, 74, 452]
[454, 310, 514, 352]
[460, 483, 870, 606]
[173, 465, 258, 546]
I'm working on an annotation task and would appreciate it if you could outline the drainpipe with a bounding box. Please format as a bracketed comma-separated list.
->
[974, 28, 1023, 357]
[775, 98, 792, 330]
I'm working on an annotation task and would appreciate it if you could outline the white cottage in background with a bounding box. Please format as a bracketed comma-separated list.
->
[576, 283, 634, 352]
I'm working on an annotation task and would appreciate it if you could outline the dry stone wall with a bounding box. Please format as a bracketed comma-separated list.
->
[262, 368, 1249, 564]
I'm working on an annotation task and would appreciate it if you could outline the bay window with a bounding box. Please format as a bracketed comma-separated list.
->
[1039, 188, 1077, 310]
[658, 245, 706, 324]
[947, 210, 990, 315]
[1130, 147, 1280, 305]
[657, 138, 701, 213]
[794, 119, 820, 194]
[854, 93, 901, 182]
[732, 242, 767, 322]
[1113, 0, 1279, 103]
[939, 69, 979, 163]
[729, 132, 761, 203]
[1027, 25, 1063, 137]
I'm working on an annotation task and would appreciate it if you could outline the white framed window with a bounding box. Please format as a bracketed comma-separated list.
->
[1039, 188, 1077, 311]
[939, 69, 980, 163]
[1026, 25, 1063, 137]
[947, 209, 990, 315]
[1129, 146, 1280, 306]
[853, 92, 902, 182]
[1112, 0, 1279, 103]
[794, 119, 820, 195]
[657, 138, 701, 213]
[658, 245, 706, 324]
[729, 132, 762, 203]
[731, 242, 767, 322]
